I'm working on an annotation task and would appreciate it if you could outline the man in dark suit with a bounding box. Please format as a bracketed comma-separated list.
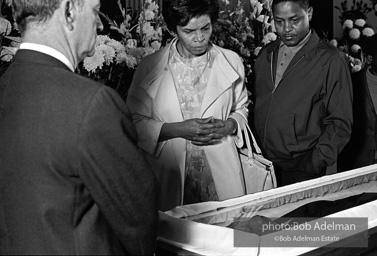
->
[0, 0, 159, 255]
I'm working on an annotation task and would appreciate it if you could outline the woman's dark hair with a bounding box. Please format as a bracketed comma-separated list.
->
[272, 0, 310, 11]
[162, 0, 219, 34]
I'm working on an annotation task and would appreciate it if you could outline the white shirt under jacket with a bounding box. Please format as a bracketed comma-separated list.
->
[126, 38, 250, 211]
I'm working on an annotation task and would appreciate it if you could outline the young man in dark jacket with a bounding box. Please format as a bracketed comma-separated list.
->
[251, 0, 353, 186]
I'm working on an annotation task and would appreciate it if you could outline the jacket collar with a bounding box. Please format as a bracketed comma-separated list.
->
[267, 29, 320, 61]
[139, 38, 240, 118]
[141, 38, 239, 91]
[12, 49, 72, 72]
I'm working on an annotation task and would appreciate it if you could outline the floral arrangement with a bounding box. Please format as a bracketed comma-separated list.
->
[80, 0, 276, 95]
[211, 0, 275, 87]
[77, 0, 169, 100]
[0, 0, 277, 97]
[332, 0, 376, 72]
[0, 0, 21, 76]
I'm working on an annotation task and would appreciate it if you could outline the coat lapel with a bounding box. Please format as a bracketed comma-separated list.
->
[200, 45, 239, 117]
[140, 39, 184, 123]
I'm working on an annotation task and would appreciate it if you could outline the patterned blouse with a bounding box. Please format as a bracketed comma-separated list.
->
[168, 41, 219, 204]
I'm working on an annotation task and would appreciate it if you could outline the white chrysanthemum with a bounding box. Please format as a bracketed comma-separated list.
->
[351, 44, 361, 53]
[354, 19, 366, 27]
[329, 39, 338, 48]
[223, 0, 230, 5]
[0, 17, 12, 35]
[83, 50, 105, 72]
[96, 35, 110, 46]
[362, 27, 375, 37]
[150, 41, 161, 51]
[343, 19, 353, 29]
[262, 32, 277, 45]
[107, 39, 125, 53]
[97, 44, 115, 65]
[116, 52, 138, 69]
[144, 9, 155, 20]
[349, 28, 361, 40]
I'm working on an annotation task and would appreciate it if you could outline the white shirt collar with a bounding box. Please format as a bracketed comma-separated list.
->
[19, 42, 75, 72]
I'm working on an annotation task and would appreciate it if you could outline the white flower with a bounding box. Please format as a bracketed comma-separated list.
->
[262, 32, 277, 45]
[374, 4, 377, 11]
[144, 23, 155, 38]
[254, 46, 262, 56]
[349, 28, 361, 40]
[354, 19, 366, 27]
[0, 46, 18, 62]
[362, 27, 375, 37]
[97, 44, 116, 65]
[351, 58, 362, 72]
[0, 17, 12, 35]
[96, 35, 110, 46]
[329, 39, 338, 48]
[351, 44, 361, 53]
[116, 52, 138, 69]
[343, 19, 353, 29]
[144, 9, 155, 20]
[147, 1, 159, 12]
[222, 0, 230, 5]
[83, 50, 105, 72]
[107, 39, 125, 53]
[126, 39, 138, 48]
[150, 41, 161, 51]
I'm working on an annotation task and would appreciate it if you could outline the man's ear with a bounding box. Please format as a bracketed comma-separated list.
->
[61, 0, 76, 30]
[307, 7, 313, 22]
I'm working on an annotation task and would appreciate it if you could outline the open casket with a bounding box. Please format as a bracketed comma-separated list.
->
[157, 164, 377, 256]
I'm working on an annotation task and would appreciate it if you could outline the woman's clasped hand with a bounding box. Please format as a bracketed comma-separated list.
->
[180, 117, 236, 146]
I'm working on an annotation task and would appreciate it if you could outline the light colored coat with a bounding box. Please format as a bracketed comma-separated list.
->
[127, 39, 250, 211]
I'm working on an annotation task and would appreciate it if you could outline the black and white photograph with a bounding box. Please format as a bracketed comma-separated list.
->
[0, 0, 377, 255]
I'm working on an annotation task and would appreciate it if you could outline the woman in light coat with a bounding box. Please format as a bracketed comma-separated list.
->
[126, 0, 250, 211]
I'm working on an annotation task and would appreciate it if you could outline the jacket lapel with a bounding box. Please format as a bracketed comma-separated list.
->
[140, 42, 241, 120]
[140, 39, 183, 123]
[200, 45, 239, 117]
